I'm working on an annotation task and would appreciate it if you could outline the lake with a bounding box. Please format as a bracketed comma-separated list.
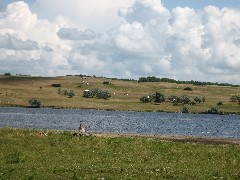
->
[0, 107, 240, 138]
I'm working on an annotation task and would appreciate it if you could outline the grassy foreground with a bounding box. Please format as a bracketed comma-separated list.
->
[0, 128, 240, 179]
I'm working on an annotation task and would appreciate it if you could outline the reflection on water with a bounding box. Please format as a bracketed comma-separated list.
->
[0, 107, 240, 138]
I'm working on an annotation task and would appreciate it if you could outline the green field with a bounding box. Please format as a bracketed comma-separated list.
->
[0, 128, 239, 179]
[0, 75, 239, 114]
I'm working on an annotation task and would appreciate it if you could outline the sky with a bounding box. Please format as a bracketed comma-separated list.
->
[0, 0, 240, 84]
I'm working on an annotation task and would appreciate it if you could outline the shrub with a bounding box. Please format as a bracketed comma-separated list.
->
[52, 84, 61, 87]
[182, 106, 190, 113]
[103, 81, 111, 85]
[207, 106, 223, 115]
[96, 90, 111, 99]
[152, 92, 165, 103]
[140, 93, 165, 103]
[67, 90, 75, 98]
[194, 97, 202, 103]
[140, 95, 151, 103]
[184, 87, 192, 91]
[83, 89, 111, 99]
[180, 95, 191, 104]
[29, 99, 42, 107]
[168, 95, 181, 104]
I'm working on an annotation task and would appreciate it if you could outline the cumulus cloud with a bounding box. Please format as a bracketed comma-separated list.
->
[58, 28, 96, 40]
[1, 0, 240, 84]
[31, 0, 134, 32]
[0, 1, 72, 76]
[0, 34, 38, 50]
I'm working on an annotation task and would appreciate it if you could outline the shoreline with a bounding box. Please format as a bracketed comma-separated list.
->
[89, 131, 240, 145]
[1, 105, 240, 115]
[1, 127, 240, 145]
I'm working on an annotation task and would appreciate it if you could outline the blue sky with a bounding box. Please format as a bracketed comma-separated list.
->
[162, 0, 240, 9]
[1, 0, 240, 10]
[0, 0, 240, 84]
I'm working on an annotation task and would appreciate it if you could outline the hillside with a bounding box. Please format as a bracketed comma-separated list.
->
[0, 75, 239, 114]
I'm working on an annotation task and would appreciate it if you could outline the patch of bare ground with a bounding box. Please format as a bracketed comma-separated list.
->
[90, 131, 240, 145]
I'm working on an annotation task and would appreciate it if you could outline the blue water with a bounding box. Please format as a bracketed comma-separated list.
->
[0, 107, 240, 138]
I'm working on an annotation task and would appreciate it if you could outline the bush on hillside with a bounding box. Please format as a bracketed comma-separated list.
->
[67, 90, 75, 98]
[29, 99, 42, 107]
[52, 84, 61, 87]
[182, 106, 190, 113]
[140, 93, 165, 103]
[184, 87, 192, 91]
[83, 88, 111, 100]
[207, 106, 223, 115]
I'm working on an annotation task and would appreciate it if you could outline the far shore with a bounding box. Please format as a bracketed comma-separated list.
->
[1, 105, 240, 115]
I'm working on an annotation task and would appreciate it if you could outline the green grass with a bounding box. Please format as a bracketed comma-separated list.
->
[0, 128, 240, 179]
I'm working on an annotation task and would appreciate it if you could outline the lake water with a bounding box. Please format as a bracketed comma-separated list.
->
[0, 107, 240, 138]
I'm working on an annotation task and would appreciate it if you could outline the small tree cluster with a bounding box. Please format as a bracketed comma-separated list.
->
[140, 93, 165, 103]
[58, 88, 75, 98]
[168, 95, 191, 105]
[141, 93, 206, 106]
[4, 73, 11, 76]
[83, 89, 111, 99]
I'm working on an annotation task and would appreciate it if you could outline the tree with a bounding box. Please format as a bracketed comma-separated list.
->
[29, 99, 42, 107]
[152, 92, 165, 103]
[180, 95, 191, 104]
[4, 73, 11, 76]
[67, 90, 75, 98]
[194, 97, 202, 103]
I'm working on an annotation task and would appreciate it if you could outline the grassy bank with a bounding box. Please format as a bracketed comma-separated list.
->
[0, 128, 239, 179]
[0, 75, 240, 114]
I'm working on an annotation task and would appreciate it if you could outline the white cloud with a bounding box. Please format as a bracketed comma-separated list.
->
[0, 0, 240, 84]
[31, 0, 134, 32]
[0, 1, 71, 76]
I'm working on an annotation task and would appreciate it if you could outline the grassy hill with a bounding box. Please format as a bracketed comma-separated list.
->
[0, 75, 239, 114]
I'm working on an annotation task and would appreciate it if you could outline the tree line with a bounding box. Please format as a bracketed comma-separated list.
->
[138, 76, 239, 87]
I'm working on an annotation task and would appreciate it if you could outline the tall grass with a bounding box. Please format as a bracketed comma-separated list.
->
[0, 128, 239, 179]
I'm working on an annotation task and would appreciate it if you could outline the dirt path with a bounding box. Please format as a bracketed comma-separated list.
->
[90, 131, 240, 145]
